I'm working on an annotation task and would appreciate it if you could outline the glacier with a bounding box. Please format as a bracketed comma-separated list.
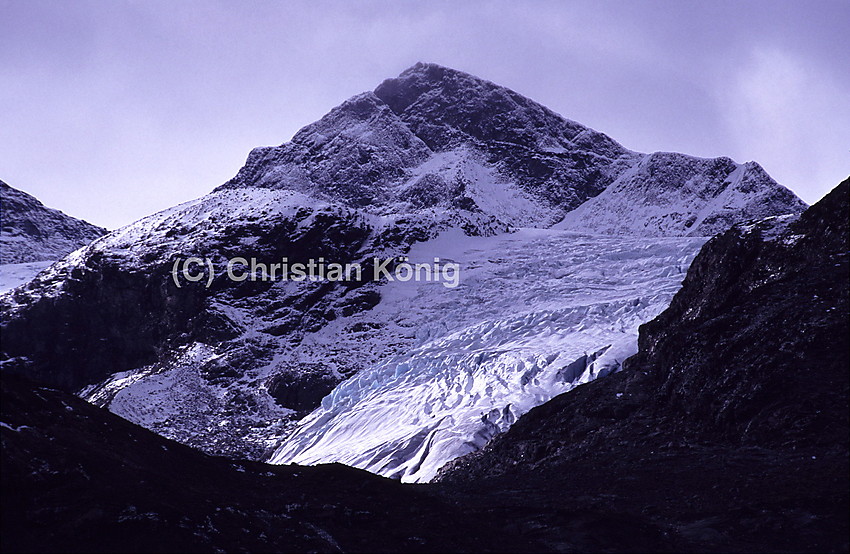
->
[269, 228, 706, 482]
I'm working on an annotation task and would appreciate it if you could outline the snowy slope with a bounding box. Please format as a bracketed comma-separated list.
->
[0, 261, 53, 294]
[555, 154, 807, 237]
[0, 180, 106, 264]
[269, 228, 705, 482]
[5, 187, 378, 457]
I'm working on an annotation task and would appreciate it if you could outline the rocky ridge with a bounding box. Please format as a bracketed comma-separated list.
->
[0, 180, 106, 264]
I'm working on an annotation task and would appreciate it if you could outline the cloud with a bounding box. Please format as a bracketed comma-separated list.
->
[720, 46, 850, 203]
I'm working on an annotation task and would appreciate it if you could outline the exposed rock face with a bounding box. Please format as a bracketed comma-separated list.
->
[437, 180, 849, 552]
[0, 63, 807, 461]
[0, 180, 106, 264]
[1, 190, 370, 390]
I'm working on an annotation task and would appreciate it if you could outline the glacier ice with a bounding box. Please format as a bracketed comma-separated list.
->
[269, 228, 706, 482]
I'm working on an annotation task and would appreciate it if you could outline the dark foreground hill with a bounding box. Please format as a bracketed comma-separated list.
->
[1, 372, 534, 553]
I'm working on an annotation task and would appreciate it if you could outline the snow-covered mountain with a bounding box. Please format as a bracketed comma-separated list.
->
[0, 180, 106, 293]
[219, 62, 643, 225]
[0, 63, 806, 471]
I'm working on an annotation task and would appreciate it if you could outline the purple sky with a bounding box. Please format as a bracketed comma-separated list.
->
[2, 0, 849, 229]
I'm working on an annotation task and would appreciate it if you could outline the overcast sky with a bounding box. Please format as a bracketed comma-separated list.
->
[2, 0, 848, 229]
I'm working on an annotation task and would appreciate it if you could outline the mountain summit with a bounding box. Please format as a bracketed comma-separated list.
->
[1, 64, 806, 468]
[221, 63, 639, 225]
[222, 63, 804, 233]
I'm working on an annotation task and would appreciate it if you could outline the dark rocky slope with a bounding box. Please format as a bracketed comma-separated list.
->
[0, 194, 371, 392]
[0, 373, 536, 554]
[0, 180, 106, 264]
[438, 179, 850, 552]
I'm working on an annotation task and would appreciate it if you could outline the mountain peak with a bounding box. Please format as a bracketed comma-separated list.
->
[374, 62, 497, 113]
[221, 64, 641, 219]
[374, 63, 595, 149]
[401, 61, 475, 79]
[0, 64, 817, 493]
[220, 64, 802, 233]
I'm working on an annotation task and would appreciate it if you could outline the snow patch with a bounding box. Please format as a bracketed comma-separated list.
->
[0, 261, 53, 294]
